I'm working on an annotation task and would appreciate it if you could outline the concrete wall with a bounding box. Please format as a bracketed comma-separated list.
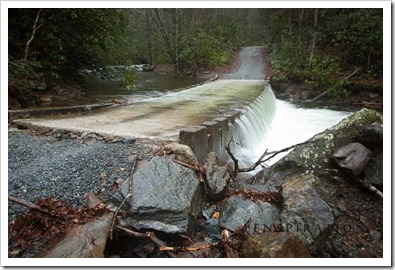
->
[179, 111, 241, 165]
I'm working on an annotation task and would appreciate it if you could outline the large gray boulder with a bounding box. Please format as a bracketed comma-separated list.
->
[262, 108, 383, 185]
[331, 142, 372, 176]
[280, 174, 334, 256]
[219, 195, 280, 232]
[112, 156, 202, 234]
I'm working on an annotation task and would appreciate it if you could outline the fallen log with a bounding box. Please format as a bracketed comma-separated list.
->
[40, 212, 114, 258]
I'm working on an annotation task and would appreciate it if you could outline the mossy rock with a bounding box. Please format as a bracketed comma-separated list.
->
[262, 108, 382, 185]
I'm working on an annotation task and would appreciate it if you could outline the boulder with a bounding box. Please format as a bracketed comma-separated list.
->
[262, 108, 383, 185]
[112, 156, 202, 234]
[204, 152, 231, 195]
[364, 150, 383, 186]
[219, 195, 280, 232]
[331, 143, 372, 176]
[242, 232, 312, 258]
[280, 174, 334, 256]
[355, 123, 383, 150]
[156, 142, 198, 164]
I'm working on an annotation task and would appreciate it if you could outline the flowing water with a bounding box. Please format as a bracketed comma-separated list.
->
[81, 72, 206, 103]
[56, 73, 353, 165]
[230, 85, 353, 167]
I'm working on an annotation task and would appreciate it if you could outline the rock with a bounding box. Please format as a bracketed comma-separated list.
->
[204, 152, 230, 195]
[280, 174, 334, 256]
[156, 142, 198, 164]
[364, 150, 383, 186]
[331, 143, 372, 176]
[86, 193, 102, 209]
[355, 123, 383, 150]
[242, 232, 312, 258]
[219, 195, 280, 232]
[112, 156, 202, 234]
[16, 123, 29, 130]
[262, 108, 383, 185]
[40, 212, 114, 258]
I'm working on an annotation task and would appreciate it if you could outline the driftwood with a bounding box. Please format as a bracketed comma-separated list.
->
[40, 212, 114, 258]
[226, 139, 319, 177]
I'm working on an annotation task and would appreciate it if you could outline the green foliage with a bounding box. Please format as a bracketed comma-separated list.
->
[265, 8, 382, 98]
[8, 8, 129, 79]
[8, 57, 43, 94]
[120, 67, 139, 90]
[179, 31, 232, 69]
[304, 55, 350, 98]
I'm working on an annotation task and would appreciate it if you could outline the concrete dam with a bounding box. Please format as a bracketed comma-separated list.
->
[13, 79, 276, 165]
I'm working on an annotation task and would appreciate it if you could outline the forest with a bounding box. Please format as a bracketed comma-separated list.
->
[8, 8, 383, 105]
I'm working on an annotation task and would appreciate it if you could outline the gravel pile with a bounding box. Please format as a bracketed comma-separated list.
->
[8, 130, 159, 221]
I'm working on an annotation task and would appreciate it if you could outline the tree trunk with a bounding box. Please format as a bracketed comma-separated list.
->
[145, 9, 153, 65]
[308, 8, 319, 69]
[150, 9, 176, 69]
[24, 8, 43, 61]
[298, 9, 304, 55]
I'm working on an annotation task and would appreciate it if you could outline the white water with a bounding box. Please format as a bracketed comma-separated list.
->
[230, 86, 352, 168]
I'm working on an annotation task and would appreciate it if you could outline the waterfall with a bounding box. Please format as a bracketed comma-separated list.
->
[227, 85, 277, 167]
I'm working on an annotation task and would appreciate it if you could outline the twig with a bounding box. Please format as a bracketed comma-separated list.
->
[109, 155, 138, 240]
[115, 225, 178, 258]
[173, 159, 209, 194]
[357, 177, 383, 198]
[8, 195, 48, 214]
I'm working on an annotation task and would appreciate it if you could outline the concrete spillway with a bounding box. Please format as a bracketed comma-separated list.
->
[15, 80, 268, 140]
[14, 79, 277, 165]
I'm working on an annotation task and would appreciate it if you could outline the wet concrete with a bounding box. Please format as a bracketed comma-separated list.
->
[14, 80, 267, 141]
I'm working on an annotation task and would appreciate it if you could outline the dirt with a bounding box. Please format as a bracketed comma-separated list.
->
[317, 172, 383, 258]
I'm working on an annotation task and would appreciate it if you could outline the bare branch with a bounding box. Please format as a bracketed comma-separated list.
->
[115, 225, 178, 258]
[8, 195, 48, 214]
[227, 140, 320, 176]
[109, 155, 138, 240]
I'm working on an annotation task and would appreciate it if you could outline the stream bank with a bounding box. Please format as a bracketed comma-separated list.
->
[8, 108, 383, 259]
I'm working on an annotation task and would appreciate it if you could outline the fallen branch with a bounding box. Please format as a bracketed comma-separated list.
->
[115, 225, 178, 258]
[9, 195, 48, 214]
[226, 140, 319, 176]
[225, 186, 283, 206]
[358, 177, 383, 198]
[109, 155, 138, 240]
[310, 67, 361, 102]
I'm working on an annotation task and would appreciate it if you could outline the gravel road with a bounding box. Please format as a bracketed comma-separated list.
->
[222, 46, 266, 80]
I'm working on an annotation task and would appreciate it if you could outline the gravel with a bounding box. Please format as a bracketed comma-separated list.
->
[8, 130, 158, 221]
[222, 46, 266, 80]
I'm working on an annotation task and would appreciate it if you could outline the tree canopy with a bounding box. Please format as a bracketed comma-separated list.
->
[8, 8, 383, 100]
